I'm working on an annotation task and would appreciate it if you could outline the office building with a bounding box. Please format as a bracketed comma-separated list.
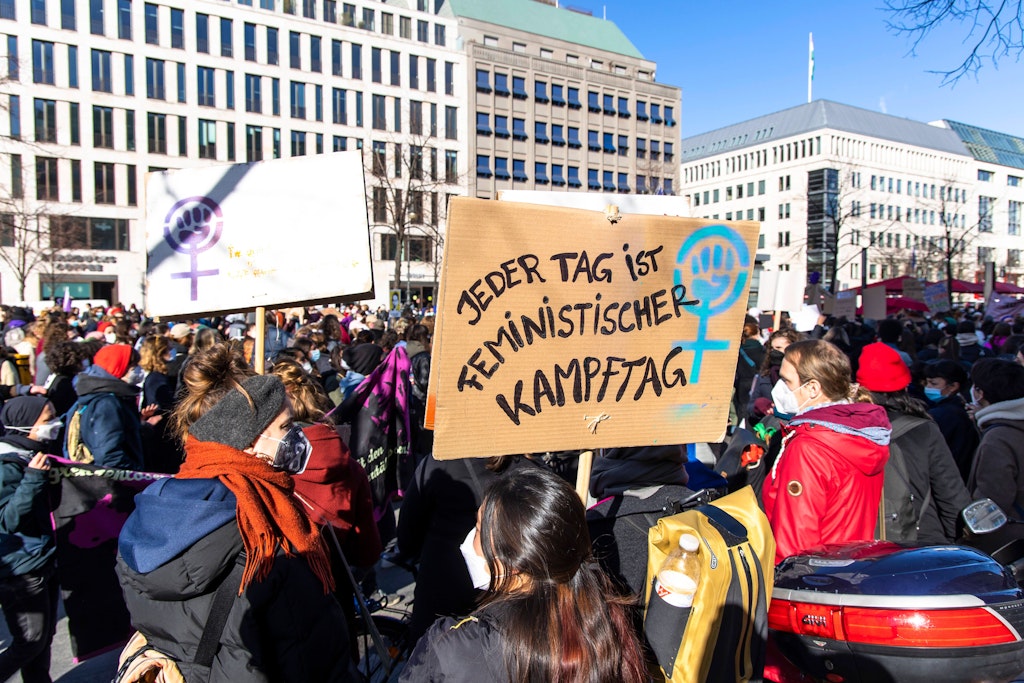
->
[680, 100, 1024, 293]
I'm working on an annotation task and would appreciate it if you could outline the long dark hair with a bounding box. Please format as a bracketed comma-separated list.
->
[478, 468, 646, 683]
[870, 389, 931, 419]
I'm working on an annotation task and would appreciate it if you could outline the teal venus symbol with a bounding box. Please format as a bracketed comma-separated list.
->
[673, 226, 750, 383]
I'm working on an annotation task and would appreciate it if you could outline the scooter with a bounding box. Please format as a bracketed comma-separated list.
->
[766, 499, 1024, 683]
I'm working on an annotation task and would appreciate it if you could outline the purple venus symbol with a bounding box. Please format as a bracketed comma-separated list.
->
[163, 196, 223, 301]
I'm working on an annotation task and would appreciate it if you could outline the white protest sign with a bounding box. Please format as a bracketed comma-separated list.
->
[924, 281, 950, 313]
[833, 290, 857, 319]
[145, 152, 373, 317]
[755, 271, 803, 313]
[862, 285, 887, 320]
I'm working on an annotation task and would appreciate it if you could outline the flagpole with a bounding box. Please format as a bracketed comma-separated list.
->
[808, 32, 814, 103]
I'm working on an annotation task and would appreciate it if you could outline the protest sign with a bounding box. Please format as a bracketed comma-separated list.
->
[146, 152, 373, 317]
[48, 461, 168, 660]
[756, 271, 803, 313]
[902, 278, 925, 302]
[986, 292, 1024, 322]
[429, 198, 759, 460]
[832, 290, 857, 319]
[924, 281, 950, 313]
[862, 285, 887, 320]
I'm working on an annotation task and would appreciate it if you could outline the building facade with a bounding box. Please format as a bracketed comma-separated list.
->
[441, 0, 680, 200]
[680, 100, 1024, 296]
[0, 0, 464, 308]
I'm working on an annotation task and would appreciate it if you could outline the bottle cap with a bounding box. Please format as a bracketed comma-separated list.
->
[678, 533, 700, 552]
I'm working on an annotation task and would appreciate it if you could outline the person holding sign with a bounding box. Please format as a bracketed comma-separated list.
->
[762, 340, 892, 563]
[400, 467, 646, 683]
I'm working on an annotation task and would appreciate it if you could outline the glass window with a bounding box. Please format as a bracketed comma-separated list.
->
[67, 44, 77, 86]
[550, 124, 564, 146]
[145, 3, 158, 43]
[512, 159, 527, 182]
[445, 105, 457, 139]
[534, 80, 548, 102]
[177, 115, 186, 155]
[245, 74, 261, 112]
[409, 54, 418, 89]
[92, 104, 113, 147]
[535, 162, 548, 184]
[371, 93, 385, 129]
[493, 72, 509, 97]
[9, 153, 22, 198]
[636, 100, 647, 121]
[147, 111, 166, 153]
[416, 19, 427, 42]
[512, 118, 526, 141]
[246, 125, 263, 162]
[603, 131, 614, 153]
[435, 24, 445, 46]
[534, 121, 548, 143]
[389, 50, 399, 86]
[226, 71, 235, 109]
[617, 96, 629, 117]
[494, 115, 509, 138]
[475, 112, 490, 136]
[551, 84, 564, 106]
[90, 49, 112, 92]
[117, 0, 131, 38]
[146, 58, 165, 99]
[567, 87, 581, 108]
[33, 98, 57, 142]
[6, 36, 16, 81]
[176, 62, 185, 102]
[587, 91, 599, 112]
[170, 7, 183, 48]
[60, 0, 75, 28]
[290, 31, 300, 69]
[89, 0, 104, 34]
[567, 126, 580, 148]
[310, 36, 321, 72]
[68, 101, 79, 144]
[444, 61, 454, 95]
[32, 40, 55, 84]
[290, 81, 306, 118]
[331, 40, 342, 76]
[36, 157, 59, 200]
[587, 129, 599, 151]
[351, 43, 361, 78]
[70, 159, 81, 201]
[602, 93, 614, 114]
[445, 150, 457, 182]
[314, 84, 321, 121]
[197, 66, 215, 106]
[221, 18, 233, 57]
[475, 68, 489, 92]
[587, 169, 599, 190]
[267, 27, 278, 65]
[551, 164, 565, 186]
[125, 109, 135, 150]
[123, 54, 134, 95]
[331, 88, 346, 124]
[512, 76, 527, 99]
[568, 166, 581, 188]
[196, 13, 209, 53]
[198, 119, 216, 159]
[94, 161, 115, 203]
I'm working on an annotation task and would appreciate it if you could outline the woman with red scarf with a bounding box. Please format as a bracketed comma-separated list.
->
[116, 344, 355, 682]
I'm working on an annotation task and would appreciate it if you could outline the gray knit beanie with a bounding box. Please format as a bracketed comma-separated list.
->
[188, 374, 287, 450]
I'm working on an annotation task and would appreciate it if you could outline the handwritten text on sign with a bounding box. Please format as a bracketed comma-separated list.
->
[430, 198, 759, 459]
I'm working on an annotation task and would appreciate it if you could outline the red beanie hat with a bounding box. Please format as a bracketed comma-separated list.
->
[94, 343, 133, 379]
[97, 321, 113, 333]
[856, 342, 911, 393]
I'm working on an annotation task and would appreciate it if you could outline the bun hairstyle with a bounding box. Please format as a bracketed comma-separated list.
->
[169, 343, 256, 445]
[270, 359, 332, 424]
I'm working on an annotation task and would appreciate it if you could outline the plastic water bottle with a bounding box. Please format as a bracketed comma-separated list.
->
[654, 533, 701, 608]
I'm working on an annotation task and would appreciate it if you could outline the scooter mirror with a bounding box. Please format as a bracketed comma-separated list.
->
[962, 499, 1008, 535]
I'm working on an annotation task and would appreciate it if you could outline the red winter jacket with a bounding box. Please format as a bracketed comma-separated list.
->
[763, 403, 891, 564]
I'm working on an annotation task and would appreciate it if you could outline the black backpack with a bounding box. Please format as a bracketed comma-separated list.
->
[877, 414, 932, 542]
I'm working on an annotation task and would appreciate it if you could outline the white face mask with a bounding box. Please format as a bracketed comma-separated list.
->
[104, 332, 117, 344]
[771, 379, 807, 417]
[971, 386, 982, 406]
[460, 527, 491, 591]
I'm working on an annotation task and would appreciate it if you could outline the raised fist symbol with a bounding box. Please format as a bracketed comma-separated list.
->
[690, 242, 737, 309]
[174, 205, 214, 247]
[163, 196, 223, 256]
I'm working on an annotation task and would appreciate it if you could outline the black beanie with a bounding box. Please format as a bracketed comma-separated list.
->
[188, 375, 287, 450]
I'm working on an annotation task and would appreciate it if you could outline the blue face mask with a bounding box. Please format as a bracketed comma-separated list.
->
[310, 349, 321, 363]
[924, 387, 945, 402]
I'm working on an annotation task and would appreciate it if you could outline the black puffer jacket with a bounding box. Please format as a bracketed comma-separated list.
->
[116, 477, 355, 682]
[400, 604, 508, 682]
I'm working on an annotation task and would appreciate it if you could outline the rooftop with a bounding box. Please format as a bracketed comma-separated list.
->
[944, 120, 1024, 171]
[680, 100, 971, 163]
[440, 0, 644, 59]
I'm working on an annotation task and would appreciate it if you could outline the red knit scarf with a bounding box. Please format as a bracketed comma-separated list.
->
[177, 436, 334, 594]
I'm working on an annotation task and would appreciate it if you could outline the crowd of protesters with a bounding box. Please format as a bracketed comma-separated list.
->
[0, 297, 1019, 681]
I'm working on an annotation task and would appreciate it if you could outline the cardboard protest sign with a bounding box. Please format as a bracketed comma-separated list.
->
[924, 281, 950, 313]
[429, 197, 759, 460]
[146, 152, 373, 317]
[862, 285, 887, 320]
[832, 290, 857, 319]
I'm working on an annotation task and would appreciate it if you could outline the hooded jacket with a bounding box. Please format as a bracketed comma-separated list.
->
[969, 396, 1024, 519]
[0, 438, 53, 579]
[67, 364, 143, 470]
[116, 477, 355, 683]
[292, 423, 381, 568]
[763, 402, 891, 563]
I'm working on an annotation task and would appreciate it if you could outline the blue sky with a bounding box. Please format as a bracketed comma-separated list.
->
[579, 0, 1024, 140]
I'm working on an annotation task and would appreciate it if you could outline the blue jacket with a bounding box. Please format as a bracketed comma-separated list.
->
[65, 366, 144, 470]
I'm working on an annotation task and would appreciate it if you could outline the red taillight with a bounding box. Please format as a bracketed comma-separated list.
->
[842, 606, 1016, 647]
[770, 599, 1017, 648]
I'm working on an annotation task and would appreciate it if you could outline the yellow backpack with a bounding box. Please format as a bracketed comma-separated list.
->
[65, 404, 94, 464]
[643, 486, 776, 683]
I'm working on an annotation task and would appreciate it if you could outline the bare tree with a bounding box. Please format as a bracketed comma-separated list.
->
[366, 132, 457, 307]
[0, 162, 81, 301]
[885, 0, 1024, 83]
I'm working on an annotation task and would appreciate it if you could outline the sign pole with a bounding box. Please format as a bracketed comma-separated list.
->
[255, 306, 266, 375]
[575, 450, 594, 504]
